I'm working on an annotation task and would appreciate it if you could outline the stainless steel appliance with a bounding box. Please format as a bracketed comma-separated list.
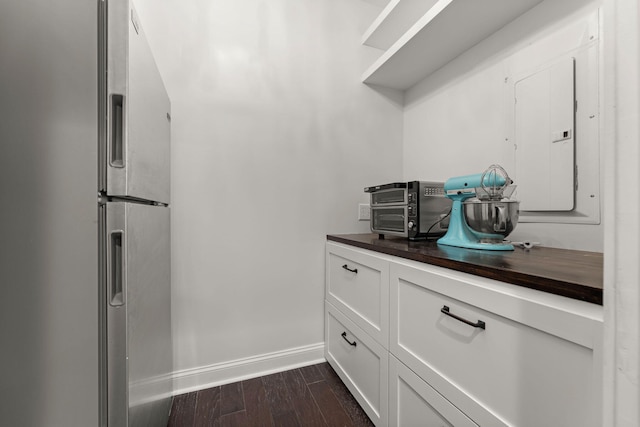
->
[365, 181, 452, 240]
[0, 1, 172, 426]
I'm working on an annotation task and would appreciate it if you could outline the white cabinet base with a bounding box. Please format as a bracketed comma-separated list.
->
[325, 241, 603, 427]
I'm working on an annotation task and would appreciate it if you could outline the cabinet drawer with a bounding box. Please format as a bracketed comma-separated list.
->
[390, 262, 601, 427]
[389, 355, 477, 427]
[325, 302, 388, 427]
[326, 242, 389, 347]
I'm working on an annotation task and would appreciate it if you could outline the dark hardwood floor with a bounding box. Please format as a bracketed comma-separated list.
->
[167, 362, 374, 427]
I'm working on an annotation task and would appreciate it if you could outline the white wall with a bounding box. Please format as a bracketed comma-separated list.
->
[403, 0, 604, 251]
[602, 0, 640, 424]
[133, 0, 402, 390]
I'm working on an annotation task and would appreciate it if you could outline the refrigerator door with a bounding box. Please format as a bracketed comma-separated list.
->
[105, 1, 171, 204]
[105, 202, 172, 426]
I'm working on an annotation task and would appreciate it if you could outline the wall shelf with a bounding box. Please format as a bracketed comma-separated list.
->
[362, 0, 439, 50]
[362, 0, 545, 91]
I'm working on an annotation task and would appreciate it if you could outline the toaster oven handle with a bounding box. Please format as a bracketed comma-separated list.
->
[342, 264, 358, 274]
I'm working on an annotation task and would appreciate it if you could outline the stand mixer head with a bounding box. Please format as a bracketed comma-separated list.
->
[437, 165, 519, 251]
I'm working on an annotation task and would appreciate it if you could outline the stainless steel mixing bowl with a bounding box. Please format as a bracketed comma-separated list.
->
[463, 199, 520, 242]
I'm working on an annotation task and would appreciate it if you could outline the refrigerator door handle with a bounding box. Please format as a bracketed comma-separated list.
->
[109, 94, 125, 168]
[108, 229, 125, 307]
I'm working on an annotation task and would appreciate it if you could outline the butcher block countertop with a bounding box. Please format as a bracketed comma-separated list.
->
[327, 234, 603, 305]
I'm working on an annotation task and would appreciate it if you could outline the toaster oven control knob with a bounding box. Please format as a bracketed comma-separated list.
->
[408, 221, 415, 230]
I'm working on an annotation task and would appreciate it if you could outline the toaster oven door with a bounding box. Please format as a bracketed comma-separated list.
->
[371, 206, 407, 237]
[370, 187, 407, 206]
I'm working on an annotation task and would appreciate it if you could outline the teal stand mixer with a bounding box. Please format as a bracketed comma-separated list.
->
[437, 165, 520, 251]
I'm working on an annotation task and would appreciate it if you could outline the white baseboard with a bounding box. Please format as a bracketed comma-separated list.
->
[130, 373, 173, 407]
[171, 342, 326, 396]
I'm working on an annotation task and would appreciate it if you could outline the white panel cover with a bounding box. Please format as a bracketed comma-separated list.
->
[515, 57, 575, 211]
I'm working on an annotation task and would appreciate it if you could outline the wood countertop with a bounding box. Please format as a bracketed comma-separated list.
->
[327, 234, 603, 305]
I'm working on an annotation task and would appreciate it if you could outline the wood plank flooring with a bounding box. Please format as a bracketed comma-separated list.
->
[167, 362, 374, 427]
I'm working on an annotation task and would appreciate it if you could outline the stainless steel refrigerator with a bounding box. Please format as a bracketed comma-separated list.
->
[0, 0, 172, 426]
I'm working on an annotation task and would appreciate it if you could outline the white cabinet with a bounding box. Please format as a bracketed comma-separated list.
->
[325, 242, 390, 426]
[326, 243, 390, 347]
[325, 303, 389, 426]
[390, 261, 602, 427]
[389, 355, 478, 427]
[362, 0, 544, 90]
[325, 241, 603, 427]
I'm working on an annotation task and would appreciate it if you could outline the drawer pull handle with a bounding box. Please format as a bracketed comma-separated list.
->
[341, 331, 357, 347]
[441, 305, 486, 330]
[342, 264, 358, 274]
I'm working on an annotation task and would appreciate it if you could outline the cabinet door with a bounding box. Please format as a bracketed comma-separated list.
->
[326, 243, 389, 347]
[325, 302, 388, 427]
[389, 355, 477, 427]
[390, 262, 602, 427]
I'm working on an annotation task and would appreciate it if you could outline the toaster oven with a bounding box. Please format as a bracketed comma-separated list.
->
[364, 181, 452, 240]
